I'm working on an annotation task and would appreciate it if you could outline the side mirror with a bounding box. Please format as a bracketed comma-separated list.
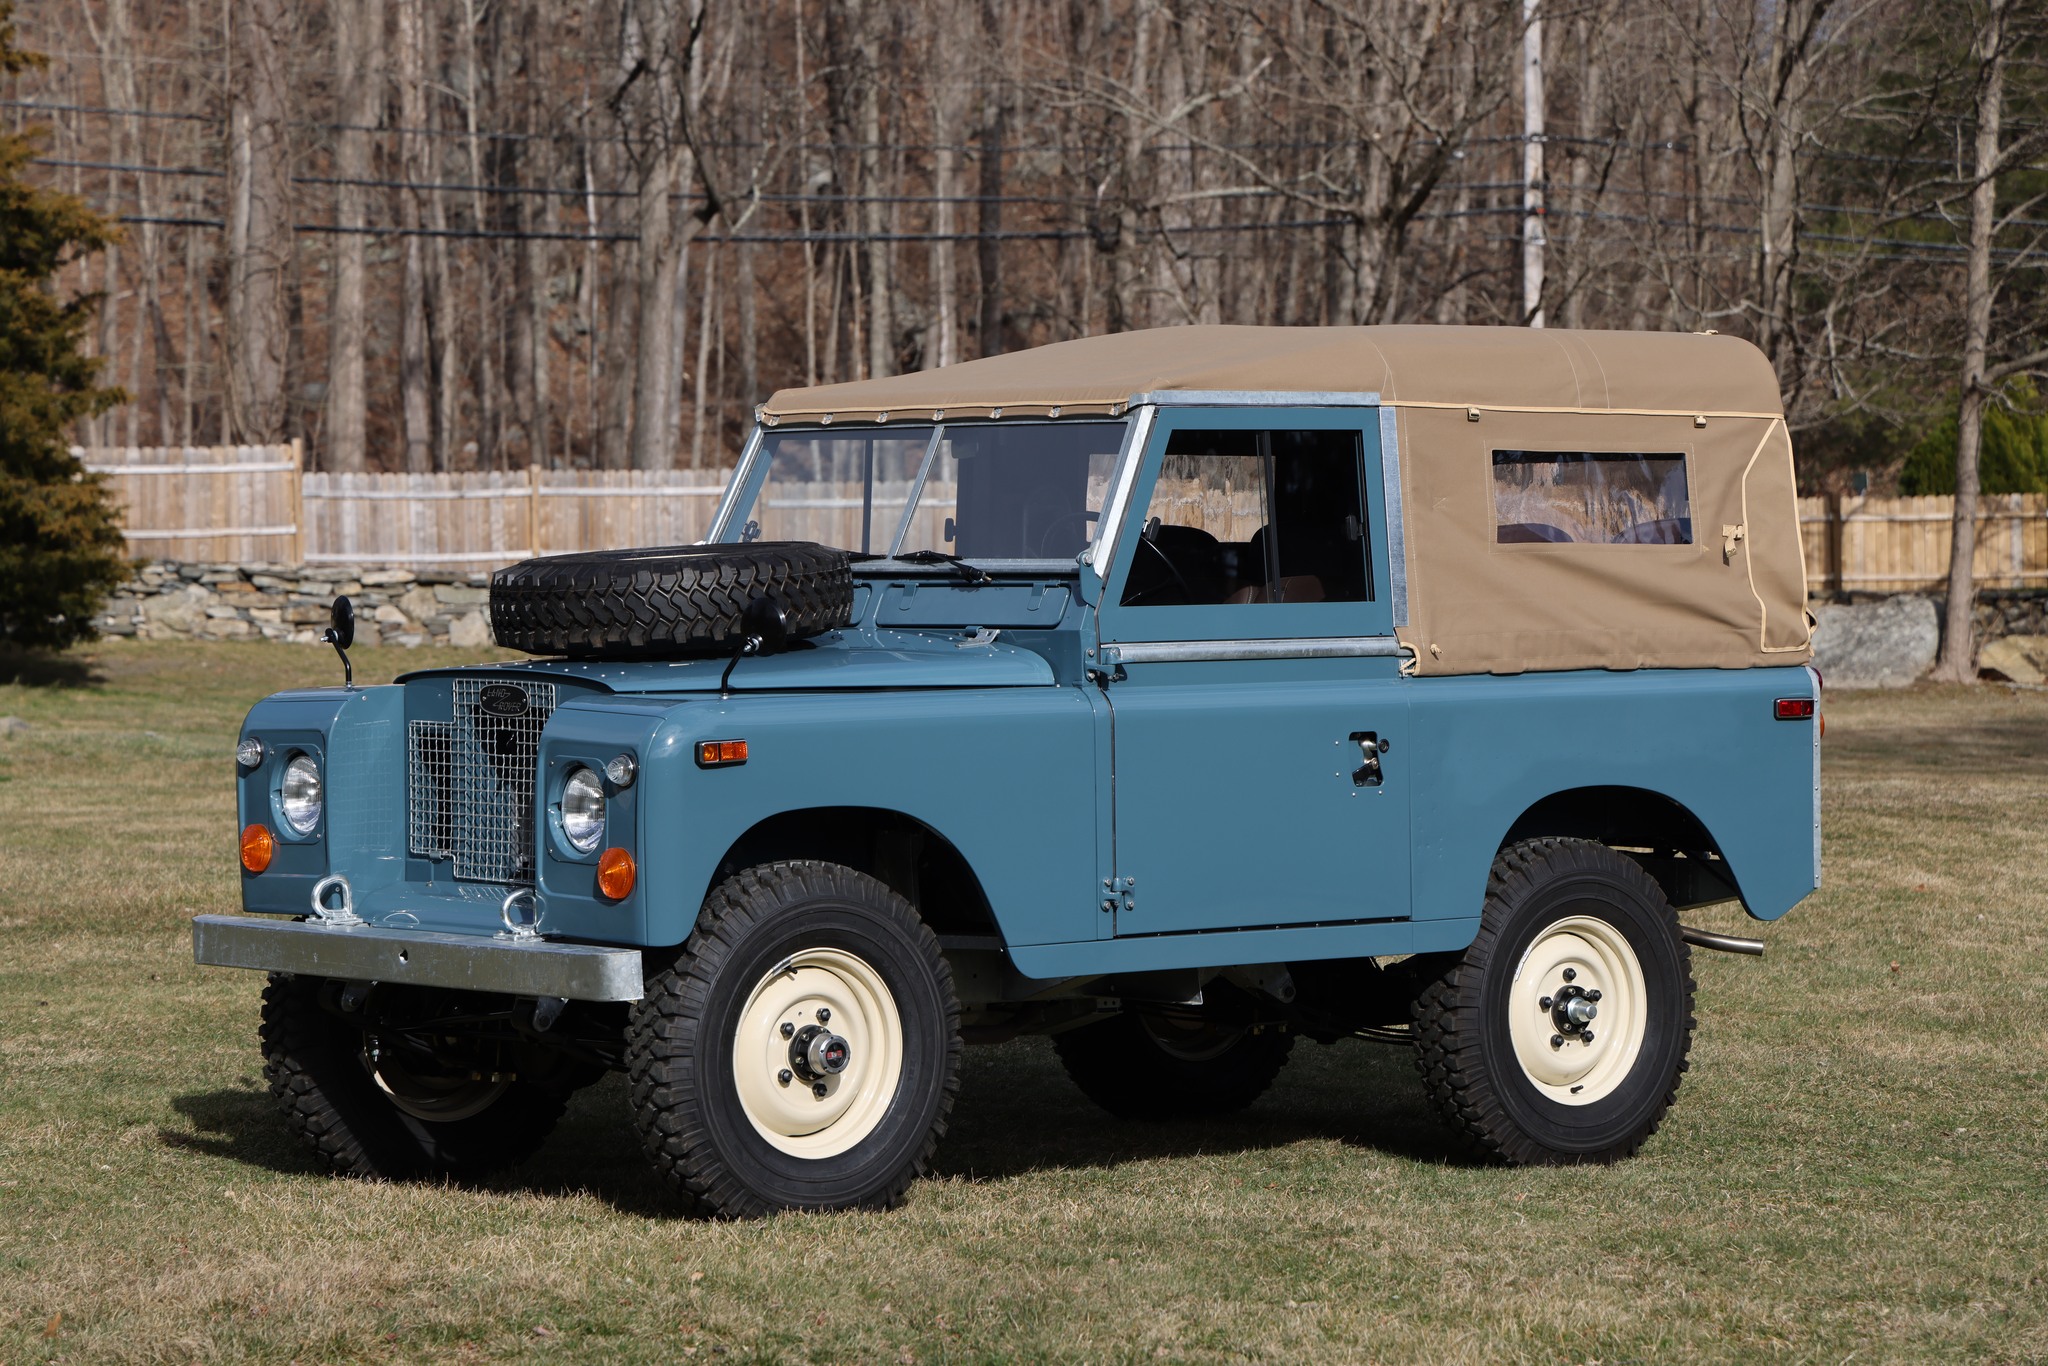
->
[321, 595, 355, 688]
[325, 595, 355, 651]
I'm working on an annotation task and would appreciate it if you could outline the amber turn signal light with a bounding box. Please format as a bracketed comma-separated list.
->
[240, 823, 275, 873]
[696, 738, 748, 768]
[597, 847, 636, 900]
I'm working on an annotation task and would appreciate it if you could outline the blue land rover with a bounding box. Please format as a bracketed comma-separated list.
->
[197, 325, 1820, 1216]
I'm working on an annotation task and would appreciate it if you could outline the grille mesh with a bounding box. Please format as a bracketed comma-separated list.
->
[407, 678, 557, 884]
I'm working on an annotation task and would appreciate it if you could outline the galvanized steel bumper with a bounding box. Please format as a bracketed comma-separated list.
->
[191, 914, 644, 1002]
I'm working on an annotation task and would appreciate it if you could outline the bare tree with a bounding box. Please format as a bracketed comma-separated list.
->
[225, 0, 293, 442]
[393, 0, 433, 471]
[326, 0, 384, 472]
[1934, 0, 2048, 682]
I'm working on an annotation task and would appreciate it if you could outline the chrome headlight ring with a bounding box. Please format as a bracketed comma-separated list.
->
[280, 753, 324, 836]
[561, 765, 607, 854]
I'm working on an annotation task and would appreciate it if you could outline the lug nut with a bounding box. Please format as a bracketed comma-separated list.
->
[1539, 996, 1554, 1010]
[1551, 1034, 1564, 1048]
[778, 1069, 793, 1086]
[1582, 1030, 1596, 1043]
[1587, 989, 1602, 1002]
[780, 1022, 795, 1039]
[816, 1007, 831, 1024]
[1562, 968, 1577, 983]
[812, 1082, 829, 1098]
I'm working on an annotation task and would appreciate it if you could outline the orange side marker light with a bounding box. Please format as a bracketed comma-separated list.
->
[240, 823, 275, 873]
[696, 738, 748, 768]
[597, 847, 637, 900]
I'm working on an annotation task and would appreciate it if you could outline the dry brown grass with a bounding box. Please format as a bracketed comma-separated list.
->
[3, 643, 2046, 1364]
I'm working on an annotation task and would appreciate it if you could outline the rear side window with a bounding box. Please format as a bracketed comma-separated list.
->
[1492, 450, 1692, 545]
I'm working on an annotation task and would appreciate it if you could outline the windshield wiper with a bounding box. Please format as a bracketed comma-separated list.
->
[852, 549, 994, 585]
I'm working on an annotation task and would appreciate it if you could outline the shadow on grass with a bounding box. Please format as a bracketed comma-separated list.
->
[164, 1087, 323, 1174]
[168, 1036, 1469, 1218]
[0, 645, 105, 689]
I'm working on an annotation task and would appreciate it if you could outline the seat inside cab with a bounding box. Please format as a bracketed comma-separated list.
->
[1120, 426, 1372, 608]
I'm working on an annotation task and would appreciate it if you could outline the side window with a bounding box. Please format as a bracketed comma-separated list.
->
[1493, 450, 1692, 545]
[1121, 428, 1371, 607]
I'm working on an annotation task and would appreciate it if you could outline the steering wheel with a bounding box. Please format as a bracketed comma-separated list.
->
[1029, 508, 1098, 558]
[1123, 520, 1198, 605]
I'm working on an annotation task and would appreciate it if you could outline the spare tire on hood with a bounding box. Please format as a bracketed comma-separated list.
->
[489, 542, 855, 658]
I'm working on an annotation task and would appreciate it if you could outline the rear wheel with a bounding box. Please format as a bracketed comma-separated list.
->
[626, 862, 961, 1217]
[259, 976, 580, 1180]
[1055, 1003, 1294, 1121]
[1412, 837, 1695, 1164]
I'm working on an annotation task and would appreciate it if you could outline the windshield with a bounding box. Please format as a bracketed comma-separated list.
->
[719, 420, 1127, 562]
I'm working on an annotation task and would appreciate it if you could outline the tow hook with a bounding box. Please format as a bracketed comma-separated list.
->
[1679, 925, 1766, 956]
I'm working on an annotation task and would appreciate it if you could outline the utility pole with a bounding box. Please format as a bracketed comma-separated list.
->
[1521, 0, 1545, 327]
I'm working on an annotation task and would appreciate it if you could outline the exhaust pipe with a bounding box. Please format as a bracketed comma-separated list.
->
[1679, 925, 1765, 956]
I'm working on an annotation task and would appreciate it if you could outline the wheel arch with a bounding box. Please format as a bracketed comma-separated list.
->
[1496, 785, 1745, 912]
[705, 806, 1002, 941]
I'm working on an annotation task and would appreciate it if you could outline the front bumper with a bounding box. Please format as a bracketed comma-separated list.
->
[192, 915, 644, 1002]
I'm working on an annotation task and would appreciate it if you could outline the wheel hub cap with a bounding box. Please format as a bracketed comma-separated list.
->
[1508, 914, 1649, 1106]
[732, 948, 904, 1159]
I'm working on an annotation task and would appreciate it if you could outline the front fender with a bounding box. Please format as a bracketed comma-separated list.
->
[619, 687, 1102, 950]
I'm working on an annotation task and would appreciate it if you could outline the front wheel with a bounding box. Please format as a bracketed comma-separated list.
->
[627, 862, 961, 1217]
[1412, 838, 1696, 1164]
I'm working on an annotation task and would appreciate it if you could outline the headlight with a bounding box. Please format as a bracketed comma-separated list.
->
[280, 754, 323, 835]
[237, 736, 264, 769]
[561, 765, 606, 853]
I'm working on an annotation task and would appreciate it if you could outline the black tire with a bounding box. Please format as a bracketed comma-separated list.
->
[1054, 1006, 1295, 1121]
[1412, 837, 1696, 1165]
[627, 862, 961, 1217]
[490, 542, 854, 659]
[258, 975, 579, 1180]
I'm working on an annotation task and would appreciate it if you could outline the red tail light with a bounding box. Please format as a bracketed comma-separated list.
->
[1775, 697, 1816, 720]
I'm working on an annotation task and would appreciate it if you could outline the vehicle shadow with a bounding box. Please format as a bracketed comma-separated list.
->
[165, 1036, 1470, 1217]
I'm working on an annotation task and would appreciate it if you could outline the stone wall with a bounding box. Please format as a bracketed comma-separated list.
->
[94, 562, 494, 648]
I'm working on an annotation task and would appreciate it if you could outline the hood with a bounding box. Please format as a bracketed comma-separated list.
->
[400, 626, 1060, 695]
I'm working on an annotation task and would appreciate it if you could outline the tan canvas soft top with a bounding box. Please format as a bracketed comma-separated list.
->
[760, 325, 1810, 675]
[757, 324, 1784, 421]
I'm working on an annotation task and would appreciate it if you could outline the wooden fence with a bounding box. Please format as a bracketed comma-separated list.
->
[1798, 494, 2048, 594]
[77, 446, 2048, 588]
[78, 442, 305, 564]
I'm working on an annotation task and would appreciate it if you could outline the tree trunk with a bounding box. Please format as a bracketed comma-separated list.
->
[226, 0, 293, 443]
[326, 0, 383, 472]
[1934, 0, 2008, 683]
[974, 0, 1006, 356]
[630, 149, 692, 471]
[394, 0, 433, 472]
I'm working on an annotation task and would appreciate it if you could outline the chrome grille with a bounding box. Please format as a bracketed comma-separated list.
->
[407, 678, 557, 884]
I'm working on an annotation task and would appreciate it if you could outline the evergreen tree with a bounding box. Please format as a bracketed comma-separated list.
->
[1899, 380, 2048, 497]
[0, 2, 129, 650]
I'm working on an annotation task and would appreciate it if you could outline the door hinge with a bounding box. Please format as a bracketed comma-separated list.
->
[1101, 874, 1136, 913]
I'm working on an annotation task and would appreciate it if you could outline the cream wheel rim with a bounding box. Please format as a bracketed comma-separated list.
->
[732, 948, 904, 1159]
[1508, 914, 1649, 1106]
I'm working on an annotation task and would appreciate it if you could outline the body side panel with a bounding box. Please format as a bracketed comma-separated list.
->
[1406, 666, 1820, 923]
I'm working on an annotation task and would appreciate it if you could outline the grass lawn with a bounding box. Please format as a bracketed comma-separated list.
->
[2, 640, 2045, 1364]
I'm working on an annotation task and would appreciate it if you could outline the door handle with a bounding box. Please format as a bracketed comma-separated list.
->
[1348, 731, 1388, 786]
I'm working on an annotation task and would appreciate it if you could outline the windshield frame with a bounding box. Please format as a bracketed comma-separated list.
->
[707, 416, 1144, 572]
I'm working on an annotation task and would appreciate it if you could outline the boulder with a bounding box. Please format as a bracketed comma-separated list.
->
[396, 585, 442, 622]
[448, 609, 492, 648]
[1810, 596, 1939, 688]
[137, 584, 210, 636]
[1978, 634, 2048, 685]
